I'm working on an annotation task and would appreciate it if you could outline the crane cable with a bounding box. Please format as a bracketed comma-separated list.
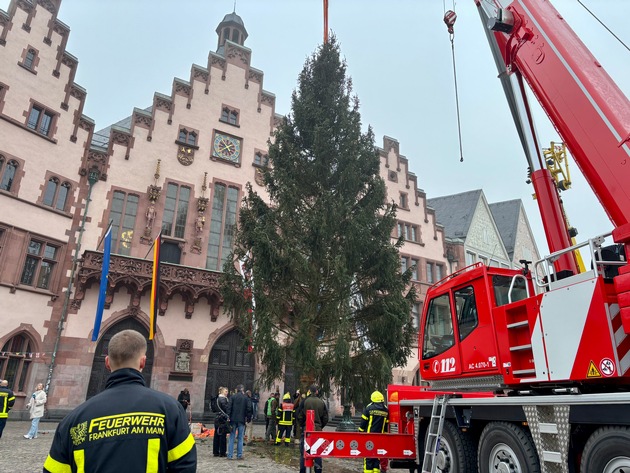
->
[577, 0, 629, 53]
[443, 2, 464, 162]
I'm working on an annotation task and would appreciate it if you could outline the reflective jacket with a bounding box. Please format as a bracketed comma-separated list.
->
[0, 386, 15, 419]
[276, 401, 295, 426]
[359, 401, 389, 433]
[43, 368, 196, 473]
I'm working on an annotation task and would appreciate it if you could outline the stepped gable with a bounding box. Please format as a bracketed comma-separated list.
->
[489, 199, 522, 260]
[427, 189, 483, 240]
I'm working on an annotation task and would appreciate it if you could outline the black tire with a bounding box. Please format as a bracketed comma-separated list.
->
[423, 420, 477, 473]
[478, 422, 540, 473]
[580, 426, 630, 473]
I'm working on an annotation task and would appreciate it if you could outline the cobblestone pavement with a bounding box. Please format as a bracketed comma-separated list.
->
[0, 421, 363, 473]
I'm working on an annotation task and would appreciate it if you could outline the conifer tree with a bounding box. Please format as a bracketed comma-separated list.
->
[220, 37, 415, 404]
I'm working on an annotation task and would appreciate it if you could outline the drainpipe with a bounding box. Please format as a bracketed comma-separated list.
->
[45, 168, 100, 395]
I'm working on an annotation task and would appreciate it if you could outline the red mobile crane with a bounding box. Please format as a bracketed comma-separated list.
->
[304, 1, 630, 471]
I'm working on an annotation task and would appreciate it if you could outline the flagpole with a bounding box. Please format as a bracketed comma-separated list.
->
[95, 220, 114, 251]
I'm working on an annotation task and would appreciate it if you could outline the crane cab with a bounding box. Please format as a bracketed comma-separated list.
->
[419, 263, 535, 389]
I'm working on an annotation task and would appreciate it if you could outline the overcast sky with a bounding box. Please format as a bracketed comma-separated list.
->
[3, 0, 628, 258]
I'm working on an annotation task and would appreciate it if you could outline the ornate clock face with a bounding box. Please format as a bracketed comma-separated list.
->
[213, 133, 241, 163]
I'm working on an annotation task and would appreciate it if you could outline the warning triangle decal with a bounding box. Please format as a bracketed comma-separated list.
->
[587, 360, 601, 378]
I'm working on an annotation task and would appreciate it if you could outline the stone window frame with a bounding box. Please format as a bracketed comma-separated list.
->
[0, 82, 7, 114]
[25, 101, 58, 138]
[108, 189, 140, 256]
[399, 192, 409, 210]
[253, 150, 269, 168]
[37, 171, 77, 214]
[219, 104, 240, 127]
[161, 181, 192, 240]
[0, 152, 25, 196]
[176, 125, 199, 148]
[205, 181, 240, 271]
[18, 45, 40, 74]
[19, 237, 61, 291]
[397, 220, 421, 244]
[0, 332, 37, 393]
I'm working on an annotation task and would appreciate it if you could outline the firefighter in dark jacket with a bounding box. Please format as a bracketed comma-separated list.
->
[43, 330, 196, 473]
[0, 379, 16, 440]
[276, 392, 294, 446]
[359, 390, 389, 473]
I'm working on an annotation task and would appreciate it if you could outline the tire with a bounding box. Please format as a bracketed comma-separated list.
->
[423, 420, 477, 473]
[580, 426, 630, 473]
[478, 421, 540, 473]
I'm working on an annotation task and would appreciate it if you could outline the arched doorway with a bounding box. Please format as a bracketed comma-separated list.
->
[204, 329, 254, 414]
[86, 318, 154, 399]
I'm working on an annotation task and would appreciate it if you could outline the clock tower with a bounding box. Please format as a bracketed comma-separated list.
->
[216, 11, 248, 55]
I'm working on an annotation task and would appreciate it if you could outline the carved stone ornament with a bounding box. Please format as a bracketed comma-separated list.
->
[177, 146, 194, 166]
[177, 339, 193, 352]
[197, 197, 208, 213]
[147, 184, 161, 203]
[174, 352, 191, 373]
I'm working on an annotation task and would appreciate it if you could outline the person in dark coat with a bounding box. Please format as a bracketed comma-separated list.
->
[213, 386, 230, 457]
[297, 384, 329, 473]
[177, 388, 190, 411]
[227, 384, 252, 460]
[43, 329, 196, 472]
[0, 379, 16, 440]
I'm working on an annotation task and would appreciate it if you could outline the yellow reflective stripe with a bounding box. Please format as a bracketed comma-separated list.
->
[43, 456, 72, 473]
[73, 449, 85, 473]
[146, 438, 160, 473]
[167, 433, 195, 462]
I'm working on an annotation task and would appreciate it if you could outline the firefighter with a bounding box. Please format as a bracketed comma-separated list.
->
[359, 390, 389, 473]
[43, 330, 196, 472]
[275, 392, 295, 446]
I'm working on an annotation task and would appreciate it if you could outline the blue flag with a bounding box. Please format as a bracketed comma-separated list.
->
[92, 226, 112, 341]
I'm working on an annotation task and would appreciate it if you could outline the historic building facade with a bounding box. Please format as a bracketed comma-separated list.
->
[1, 0, 532, 419]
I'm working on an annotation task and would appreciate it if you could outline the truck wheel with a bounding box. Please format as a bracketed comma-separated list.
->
[478, 422, 540, 473]
[424, 420, 477, 473]
[580, 426, 630, 473]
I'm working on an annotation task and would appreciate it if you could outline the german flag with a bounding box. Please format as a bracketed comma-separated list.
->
[149, 232, 161, 340]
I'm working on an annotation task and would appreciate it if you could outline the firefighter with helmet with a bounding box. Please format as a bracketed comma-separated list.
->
[276, 392, 295, 446]
[359, 390, 389, 473]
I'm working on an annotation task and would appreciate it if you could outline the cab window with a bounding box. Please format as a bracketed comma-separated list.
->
[492, 275, 527, 307]
[422, 293, 454, 359]
[455, 285, 478, 341]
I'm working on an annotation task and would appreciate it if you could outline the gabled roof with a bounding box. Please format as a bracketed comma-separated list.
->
[90, 107, 151, 150]
[489, 199, 522, 259]
[427, 189, 483, 240]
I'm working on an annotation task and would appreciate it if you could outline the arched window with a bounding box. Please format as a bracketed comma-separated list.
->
[231, 29, 240, 43]
[220, 107, 239, 126]
[0, 158, 17, 191]
[223, 27, 230, 43]
[24, 48, 36, 69]
[42, 177, 71, 211]
[0, 333, 34, 392]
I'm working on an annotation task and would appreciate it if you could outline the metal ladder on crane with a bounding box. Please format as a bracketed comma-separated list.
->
[421, 395, 450, 473]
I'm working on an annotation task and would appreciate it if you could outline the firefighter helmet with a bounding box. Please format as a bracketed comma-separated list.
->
[283, 392, 291, 400]
[371, 390, 385, 403]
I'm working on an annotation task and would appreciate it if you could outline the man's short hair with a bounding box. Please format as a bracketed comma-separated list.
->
[0, 379, 7, 387]
[236, 384, 244, 392]
[309, 384, 319, 396]
[107, 330, 147, 367]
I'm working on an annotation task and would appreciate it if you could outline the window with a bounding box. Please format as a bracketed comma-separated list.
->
[206, 183, 238, 271]
[492, 275, 528, 307]
[0, 156, 18, 192]
[0, 333, 34, 392]
[397, 223, 403, 238]
[466, 251, 476, 266]
[24, 48, 36, 69]
[20, 239, 58, 290]
[220, 107, 239, 126]
[178, 128, 197, 146]
[412, 302, 421, 330]
[162, 183, 190, 239]
[436, 264, 443, 281]
[479, 256, 488, 266]
[27, 105, 55, 136]
[455, 285, 478, 340]
[253, 151, 269, 167]
[401, 256, 408, 273]
[399, 193, 408, 209]
[110, 191, 138, 255]
[411, 259, 419, 280]
[411, 225, 417, 242]
[422, 293, 454, 359]
[42, 177, 70, 211]
[426, 262, 435, 284]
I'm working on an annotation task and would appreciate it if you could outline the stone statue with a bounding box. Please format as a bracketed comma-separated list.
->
[146, 205, 156, 229]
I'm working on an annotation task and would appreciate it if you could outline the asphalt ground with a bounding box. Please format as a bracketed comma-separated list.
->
[0, 420, 364, 473]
